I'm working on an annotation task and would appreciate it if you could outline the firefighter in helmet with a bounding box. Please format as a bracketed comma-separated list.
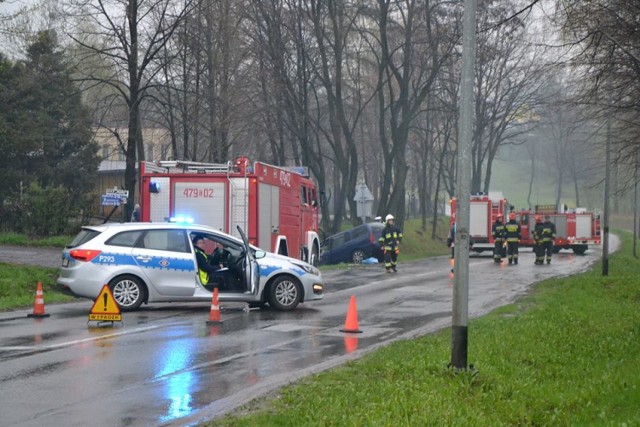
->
[491, 214, 506, 263]
[542, 215, 557, 264]
[378, 214, 403, 273]
[505, 212, 521, 265]
[533, 215, 545, 265]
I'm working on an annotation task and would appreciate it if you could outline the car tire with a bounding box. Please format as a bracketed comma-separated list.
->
[268, 275, 301, 311]
[351, 249, 366, 264]
[109, 275, 146, 311]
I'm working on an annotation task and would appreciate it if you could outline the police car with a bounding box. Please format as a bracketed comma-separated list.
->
[57, 222, 324, 311]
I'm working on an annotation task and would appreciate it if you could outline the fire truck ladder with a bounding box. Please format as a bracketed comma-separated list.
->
[228, 171, 249, 239]
[155, 160, 233, 174]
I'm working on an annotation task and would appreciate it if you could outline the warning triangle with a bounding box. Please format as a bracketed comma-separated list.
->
[89, 284, 122, 322]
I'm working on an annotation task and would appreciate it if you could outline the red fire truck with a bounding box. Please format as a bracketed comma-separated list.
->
[450, 194, 510, 253]
[138, 157, 321, 265]
[450, 195, 601, 255]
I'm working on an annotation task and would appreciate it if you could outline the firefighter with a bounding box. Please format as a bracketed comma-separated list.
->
[378, 214, 403, 273]
[505, 212, 521, 265]
[542, 214, 556, 264]
[491, 214, 506, 263]
[533, 215, 545, 265]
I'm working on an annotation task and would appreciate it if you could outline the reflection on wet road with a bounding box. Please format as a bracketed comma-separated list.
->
[0, 241, 614, 427]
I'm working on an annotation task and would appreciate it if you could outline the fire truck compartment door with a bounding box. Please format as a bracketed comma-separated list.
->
[173, 182, 226, 230]
[259, 184, 279, 253]
[575, 215, 592, 238]
[237, 226, 259, 294]
[470, 202, 489, 237]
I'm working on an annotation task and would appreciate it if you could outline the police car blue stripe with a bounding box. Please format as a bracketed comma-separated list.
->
[91, 253, 196, 272]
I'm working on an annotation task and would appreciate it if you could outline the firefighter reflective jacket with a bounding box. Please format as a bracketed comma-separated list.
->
[379, 224, 403, 250]
[542, 221, 556, 242]
[491, 220, 506, 242]
[505, 220, 521, 242]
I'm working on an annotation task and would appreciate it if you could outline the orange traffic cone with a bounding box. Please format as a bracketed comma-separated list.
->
[340, 295, 362, 333]
[206, 287, 222, 324]
[27, 282, 50, 318]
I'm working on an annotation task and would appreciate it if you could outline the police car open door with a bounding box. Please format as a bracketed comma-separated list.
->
[237, 226, 259, 294]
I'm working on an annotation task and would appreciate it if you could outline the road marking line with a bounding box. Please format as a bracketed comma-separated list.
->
[0, 325, 161, 352]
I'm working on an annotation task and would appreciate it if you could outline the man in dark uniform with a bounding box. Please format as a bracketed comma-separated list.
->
[491, 214, 506, 263]
[505, 212, 521, 265]
[533, 215, 545, 265]
[542, 215, 557, 264]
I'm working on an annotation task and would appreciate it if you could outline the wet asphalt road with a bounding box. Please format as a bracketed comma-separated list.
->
[0, 240, 617, 427]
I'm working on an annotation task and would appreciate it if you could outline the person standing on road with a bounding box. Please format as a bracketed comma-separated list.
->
[130, 204, 141, 222]
[505, 212, 521, 265]
[542, 215, 557, 264]
[491, 214, 506, 263]
[533, 215, 545, 265]
[447, 221, 456, 259]
[379, 214, 403, 273]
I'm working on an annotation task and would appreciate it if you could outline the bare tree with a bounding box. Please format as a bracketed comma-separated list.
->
[65, 0, 194, 217]
[372, 0, 457, 229]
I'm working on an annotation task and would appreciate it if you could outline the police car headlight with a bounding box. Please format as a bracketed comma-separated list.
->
[294, 263, 320, 276]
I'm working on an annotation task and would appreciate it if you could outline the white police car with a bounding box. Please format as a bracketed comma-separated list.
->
[57, 222, 324, 311]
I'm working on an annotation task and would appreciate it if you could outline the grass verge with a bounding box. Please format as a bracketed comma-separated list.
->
[207, 230, 640, 426]
[0, 263, 77, 311]
[0, 232, 72, 248]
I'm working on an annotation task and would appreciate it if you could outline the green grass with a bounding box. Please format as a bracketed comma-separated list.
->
[0, 232, 72, 248]
[206, 231, 640, 426]
[0, 263, 77, 310]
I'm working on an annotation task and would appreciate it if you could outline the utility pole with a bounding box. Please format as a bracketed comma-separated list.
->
[602, 109, 611, 275]
[634, 152, 638, 258]
[451, 0, 477, 369]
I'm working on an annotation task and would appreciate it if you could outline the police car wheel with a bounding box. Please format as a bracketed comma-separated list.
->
[109, 275, 146, 311]
[351, 249, 366, 264]
[268, 276, 301, 311]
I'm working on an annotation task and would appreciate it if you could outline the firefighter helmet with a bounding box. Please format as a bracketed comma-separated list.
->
[535, 215, 542, 223]
[509, 212, 516, 221]
[497, 214, 503, 220]
[385, 214, 394, 222]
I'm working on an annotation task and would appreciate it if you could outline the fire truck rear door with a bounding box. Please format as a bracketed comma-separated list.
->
[173, 182, 226, 230]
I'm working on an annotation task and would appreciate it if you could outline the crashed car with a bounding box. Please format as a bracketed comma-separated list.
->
[57, 222, 323, 311]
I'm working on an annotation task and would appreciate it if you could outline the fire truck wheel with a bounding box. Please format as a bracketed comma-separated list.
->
[109, 275, 147, 311]
[572, 245, 587, 255]
[351, 249, 366, 264]
[311, 244, 319, 267]
[268, 276, 302, 311]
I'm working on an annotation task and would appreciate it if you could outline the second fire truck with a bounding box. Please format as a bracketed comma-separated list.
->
[450, 194, 601, 255]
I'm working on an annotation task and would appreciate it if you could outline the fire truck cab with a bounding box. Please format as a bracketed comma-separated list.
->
[138, 157, 321, 265]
